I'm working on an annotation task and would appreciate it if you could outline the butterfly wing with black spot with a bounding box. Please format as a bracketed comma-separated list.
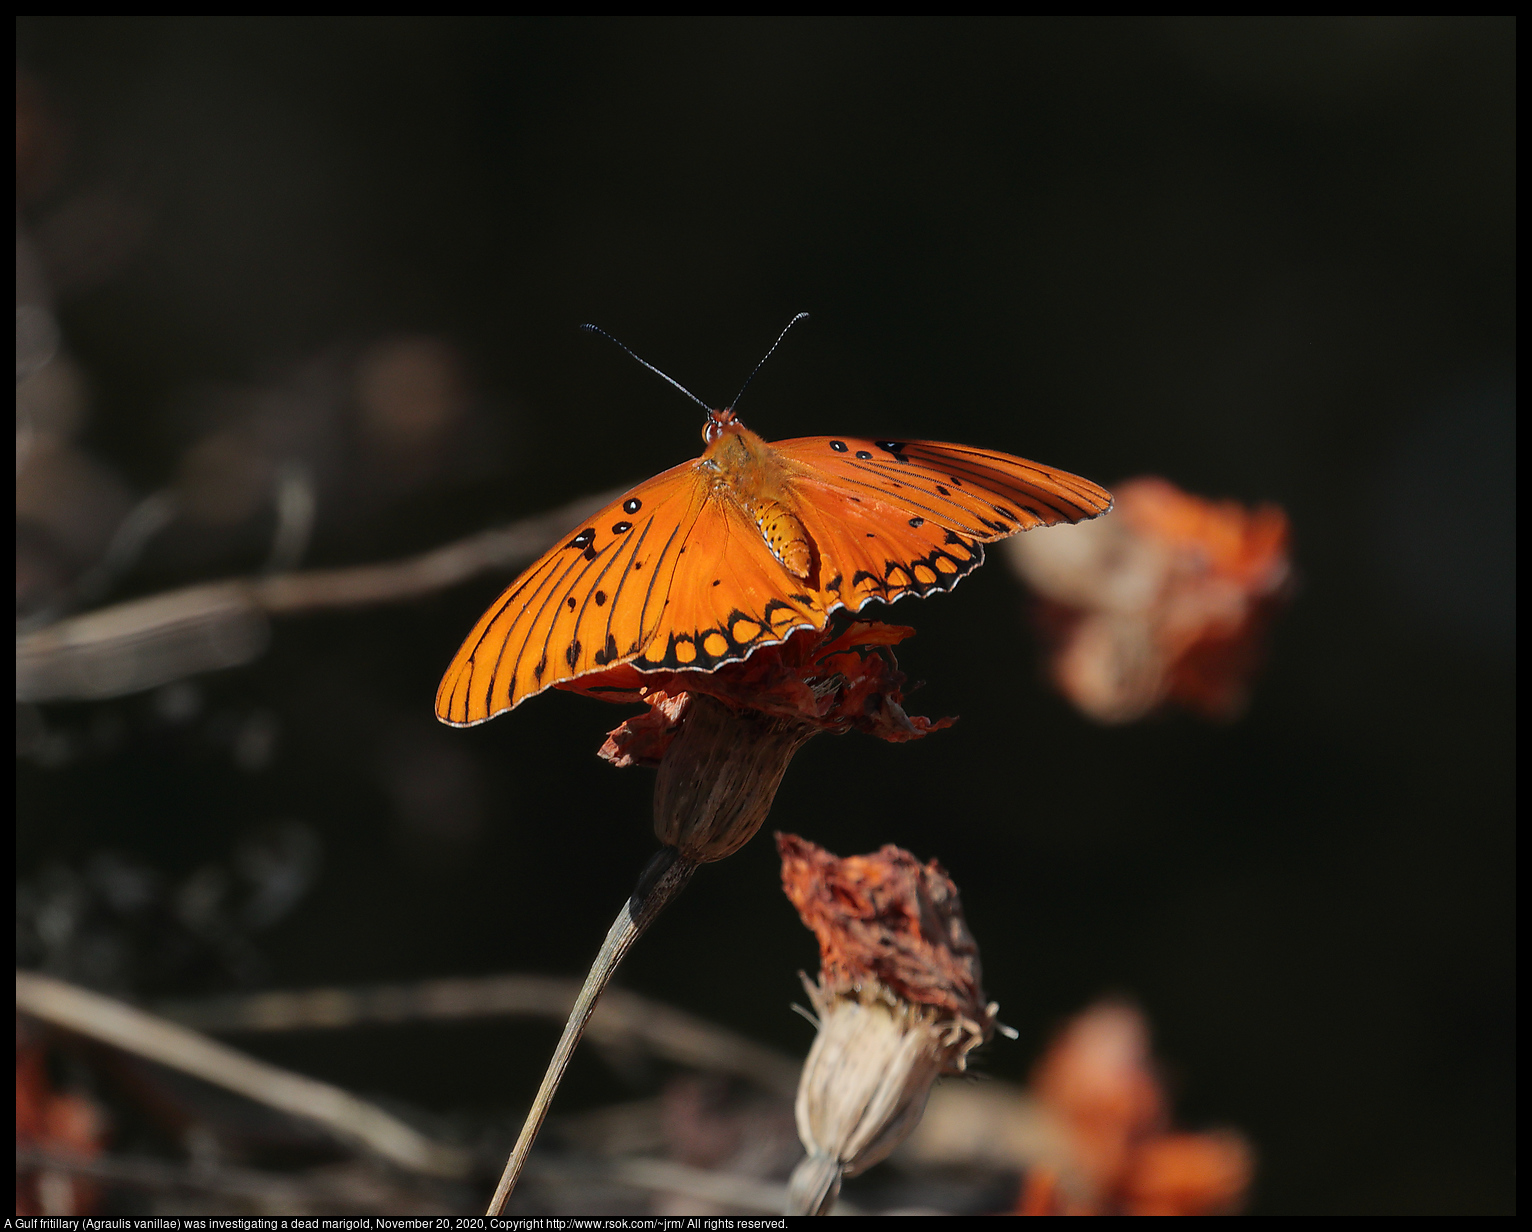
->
[626, 493, 829, 673]
[773, 436, 1113, 611]
[436, 462, 711, 725]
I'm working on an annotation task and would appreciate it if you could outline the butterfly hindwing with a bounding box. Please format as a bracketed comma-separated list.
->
[789, 481, 989, 613]
[632, 495, 827, 672]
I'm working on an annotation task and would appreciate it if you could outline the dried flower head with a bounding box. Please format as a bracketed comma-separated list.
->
[559, 621, 953, 862]
[16, 1029, 107, 1216]
[1016, 1000, 1253, 1216]
[1007, 476, 1291, 723]
[777, 833, 997, 1215]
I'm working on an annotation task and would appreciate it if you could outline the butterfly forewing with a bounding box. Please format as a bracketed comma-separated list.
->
[774, 437, 1113, 536]
[435, 462, 708, 725]
[776, 435, 1111, 615]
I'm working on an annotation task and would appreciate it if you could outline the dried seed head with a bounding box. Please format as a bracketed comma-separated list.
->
[790, 980, 980, 1213]
[652, 693, 815, 861]
[779, 834, 997, 1214]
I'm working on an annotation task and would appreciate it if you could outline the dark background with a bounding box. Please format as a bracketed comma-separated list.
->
[16, 17, 1515, 1215]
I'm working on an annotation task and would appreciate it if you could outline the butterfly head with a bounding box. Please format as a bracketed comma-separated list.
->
[703, 406, 743, 445]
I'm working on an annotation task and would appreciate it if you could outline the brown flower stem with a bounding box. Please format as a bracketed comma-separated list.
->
[486, 847, 697, 1215]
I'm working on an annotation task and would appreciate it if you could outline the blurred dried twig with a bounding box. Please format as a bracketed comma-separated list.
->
[151, 973, 1072, 1199]
[900, 1080, 1070, 1174]
[16, 971, 471, 1178]
[16, 487, 625, 702]
[15, 1148, 453, 1213]
[156, 973, 803, 1100]
[16, 1147, 848, 1218]
[525, 1155, 852, 1217]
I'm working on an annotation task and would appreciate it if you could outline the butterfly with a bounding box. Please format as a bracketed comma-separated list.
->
[436, 323, 1113, 727]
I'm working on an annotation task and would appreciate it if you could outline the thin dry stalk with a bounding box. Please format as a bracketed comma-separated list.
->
[486, 849, 697, 1215]
[17, 487, 623, 702]
[155, 973, 800, 1099]
[15, 971, 469, 1178]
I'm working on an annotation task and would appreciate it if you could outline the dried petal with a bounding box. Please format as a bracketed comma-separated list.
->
[595, 690, 690, 769]
[777, 833, 991, 1028]
[16, 1034, 106, 1216]
[566, 620, 955, 747]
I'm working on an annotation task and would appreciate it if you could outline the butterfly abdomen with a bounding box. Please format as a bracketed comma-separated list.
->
[754, 499, 813, 579]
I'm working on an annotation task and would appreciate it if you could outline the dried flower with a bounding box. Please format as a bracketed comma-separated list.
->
[560, 621, 953, 862]
[1006, 476, 1291, 723]
[777, 833, 997, 1215]
[483, 623, 955, 1213]
[1015, 1000, 1253, 1216]
[16, 1030, 107, 1216]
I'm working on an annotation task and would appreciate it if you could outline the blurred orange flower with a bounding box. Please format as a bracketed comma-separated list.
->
[1006, 477, 1292, 723]
[16, 1032, 106, 1216]
[1015, 1001, 1252, 1216]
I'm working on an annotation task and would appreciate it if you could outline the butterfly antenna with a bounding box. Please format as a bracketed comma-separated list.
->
[580, 324, 712, 413]
[728, 312, 809, 412]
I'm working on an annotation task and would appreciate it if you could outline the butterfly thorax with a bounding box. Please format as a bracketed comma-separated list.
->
[701, 418, 814, 580]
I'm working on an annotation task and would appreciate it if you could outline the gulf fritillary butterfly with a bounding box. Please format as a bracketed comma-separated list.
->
[436, 328, 1112, 727]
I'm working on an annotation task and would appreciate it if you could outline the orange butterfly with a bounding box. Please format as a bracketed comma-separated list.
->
[436, 321, 1112, 726]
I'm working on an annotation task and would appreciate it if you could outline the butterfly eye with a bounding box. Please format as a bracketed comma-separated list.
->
[829, 440, 848, 452]
[623, 498, 642, 514]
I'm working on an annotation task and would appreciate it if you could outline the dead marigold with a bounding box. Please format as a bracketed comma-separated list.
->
[1015, 1000, 1253, 1216]
[1007, 476, 1292, 723]
[777, 833, 997, 1215]
[558, 621, 954, 862]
